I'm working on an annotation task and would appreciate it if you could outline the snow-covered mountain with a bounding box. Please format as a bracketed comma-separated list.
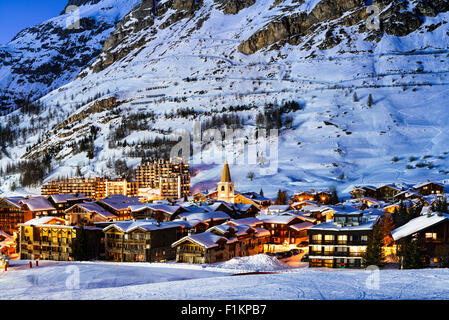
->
[1, 0, 449, 197]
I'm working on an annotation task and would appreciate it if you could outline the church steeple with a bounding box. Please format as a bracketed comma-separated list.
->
[217, 160, 235, 203]
[221, 160, 232, 183]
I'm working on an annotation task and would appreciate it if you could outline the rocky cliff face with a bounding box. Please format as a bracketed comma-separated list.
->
[0, 0, 140, 112]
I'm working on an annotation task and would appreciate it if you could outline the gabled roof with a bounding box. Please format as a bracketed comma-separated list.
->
[267, 205, 291, 212]
[131, 204, 187, 216]
[413, 181, 445, 189]
[172, 232, 227, 249]
[97, 195, 142, 211]
[20, 216, 66, 226]
[177, 211, 231, 223]
[49, 193, 88, 203]
[256, 214, 302, 225]
[67, 202, 116, 219]
[1, 196, 26, 209]
[289, 222, 314, 231]
[20, 197, 56, 212]
[226, 217, 262, 227]
[391, 213, 449, 241]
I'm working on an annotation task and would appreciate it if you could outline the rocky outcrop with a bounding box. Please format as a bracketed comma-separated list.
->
[54, 97, 121, 131]
[215, 0, 255, 15]
[174, 0, 198, 11]
[238, 0, 363, 54]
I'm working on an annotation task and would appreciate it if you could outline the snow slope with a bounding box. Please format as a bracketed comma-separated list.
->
[1, 259, 449, 300]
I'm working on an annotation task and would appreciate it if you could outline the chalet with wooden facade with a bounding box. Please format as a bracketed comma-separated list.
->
[96, 195, 142, 221]
[412, 182, 445, 196]
[19, 216, 104, 261]
[0, 197, 26, 235]
[392, 212, 449, 267]
[172, 224, 270, 264]
[257, 215, 311, 246]
[65, 202, 118, 226]
[103, 220, 185, 262]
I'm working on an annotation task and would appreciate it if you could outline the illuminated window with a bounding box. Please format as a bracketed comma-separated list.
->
[425, 233, 437, 240]
[324, 235, 334, 241]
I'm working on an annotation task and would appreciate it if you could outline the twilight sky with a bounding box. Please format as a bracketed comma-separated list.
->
[0, 0, 68, 44]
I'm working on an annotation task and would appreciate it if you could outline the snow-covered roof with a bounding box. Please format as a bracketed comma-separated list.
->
[177, 211, 231, 222]
[391, 213, 449, 241]
[172, 232, 227, 249]
[309, 214, 380, 232]
[413, 181, 444, 189]
[97, 195, 142, 211]
[267, 205, 290, 211]
[131, 204, 185, 215]
[257, 214, 301, 225]
[49, 193, 88, 203]
[68, 202, 116, 218]
[20, 216, 65, 226]
[233, 203, 257, 212]
[2, 196, 26, 209]
[226, 217, 262, 227]
[289, 222, 314, 231]
[20, 197, 56, 212]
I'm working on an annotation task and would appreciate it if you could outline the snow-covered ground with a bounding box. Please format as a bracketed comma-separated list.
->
[1, 256, 448, 300]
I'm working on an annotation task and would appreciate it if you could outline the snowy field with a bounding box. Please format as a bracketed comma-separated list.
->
[1, 255, 448, 300]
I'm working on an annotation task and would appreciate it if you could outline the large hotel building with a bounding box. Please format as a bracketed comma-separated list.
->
[41, 159, 190, 201]
[136, 159, 190, 199]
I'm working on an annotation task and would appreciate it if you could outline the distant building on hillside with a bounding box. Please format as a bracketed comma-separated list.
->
[41, 177, 138, 200]
[136, 159, 190, 200]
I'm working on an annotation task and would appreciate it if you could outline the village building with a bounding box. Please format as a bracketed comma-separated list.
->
[376, 184, 403, 202]
[172, 224, 270, 264]
[129, 203, 189, 222]
[105, 179, 139, 198]
[307, 211, 381, 268]
[136, 159, 190, 200]
[412, 182, 445, 196]
[48, 194, 90, 215]
[96, 195, 142, 221]
[262, 205, 291, 215]
[392, 212, 449, 267]
[256, 215, 311, 248]
[103, 220, 185, 262]
[19, 216, 104, 261]
[41, 177, 107, 200]
[20, 197, 58, 221]
[217, 160, 235, 203]
[349, 186, 377, 199]
[234, 192, 271, 209]
[0, 197, 26, 235]
[65, 202, 118, 226]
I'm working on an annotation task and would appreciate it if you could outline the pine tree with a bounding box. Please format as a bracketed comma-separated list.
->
[398, 238, 424, 269]
[353, 92, 359, 102]
[378, 213, 396, 246]
[275, 189, 288, 205]
[259, 188, 264, 197]
[367, 94, 374, 107]
[72, 226, 88, 261]
[330, 187, 339, 205]
[362, 224, 385, 267]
